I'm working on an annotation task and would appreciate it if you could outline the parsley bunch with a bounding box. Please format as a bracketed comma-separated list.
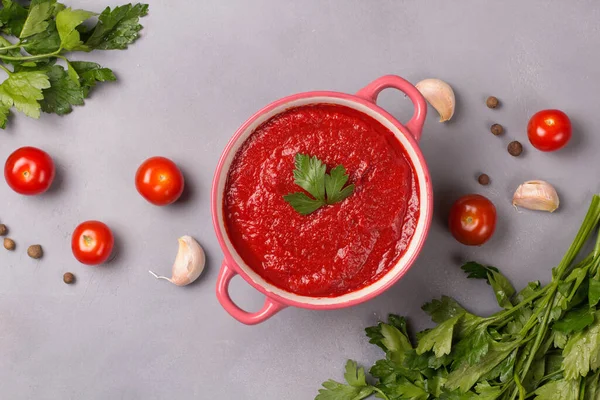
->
[317, 195, 600, 400]
[0, 0, 148, 128]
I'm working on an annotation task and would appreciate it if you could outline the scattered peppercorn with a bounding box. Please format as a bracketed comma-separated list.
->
[508, 141, 523, 157]
[63, 272, 75, 284]
[486, 96, 500, 109]
[27, 244, 43, 259]
[4, 238, 15, 250]
[0, 224, 7, 236]
[490, 123, 504, 136]
[478, 173, 490, 185]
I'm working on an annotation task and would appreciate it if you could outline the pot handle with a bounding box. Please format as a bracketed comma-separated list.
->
[356, 75, 427, 142]
[216, 261, 286, 325]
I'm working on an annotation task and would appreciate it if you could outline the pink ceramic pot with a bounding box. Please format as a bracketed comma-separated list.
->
[213, 75, 433, 325]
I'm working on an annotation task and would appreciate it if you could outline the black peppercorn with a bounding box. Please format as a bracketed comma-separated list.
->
[508, 141, 523, 157]
[486, 96, 500, 109]
[478, 174, 490, 185]
[490, 123, 504, 136]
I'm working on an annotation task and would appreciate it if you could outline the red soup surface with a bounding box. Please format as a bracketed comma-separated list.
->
[224, 104, 419, 297]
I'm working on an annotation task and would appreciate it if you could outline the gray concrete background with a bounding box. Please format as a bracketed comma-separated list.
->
[1, 0, 599, 398]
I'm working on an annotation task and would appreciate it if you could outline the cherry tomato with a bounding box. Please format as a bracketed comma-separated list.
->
[135, 156, 184, 206]
[527, 109, 572, 152]
[4, 146, 55, 195]
[449, 194, 497, 246]
[71, 221, 115, 265]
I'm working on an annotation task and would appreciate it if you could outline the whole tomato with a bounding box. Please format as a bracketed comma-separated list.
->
[4, 146, 55, 195]
[449, 194, 497, 246]
[72, 221, 115, 265]
[135, 156, 184, 206]
[527, 109, 572, 152]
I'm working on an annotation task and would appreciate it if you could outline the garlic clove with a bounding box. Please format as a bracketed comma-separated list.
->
[149, 235, 205, 286]
[415, 78, 456, 122]
[512, 180, 560, 212]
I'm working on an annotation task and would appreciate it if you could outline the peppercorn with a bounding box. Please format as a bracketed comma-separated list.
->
[478, 174, 490, 185]
[27, 244, 43, 259]
[486, 96, 499, 108]
[508, 141, 523, 157]
[0, 224, 7, 236]
[490, 123, 504, 136]
[63, 272, 75, 284]
[4, 238, 15, 250]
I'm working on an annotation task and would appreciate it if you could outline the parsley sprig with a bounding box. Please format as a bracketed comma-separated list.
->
[316, 195, 600, 400]
[0, 0, 148, 128]
[284, 154, 355, 215]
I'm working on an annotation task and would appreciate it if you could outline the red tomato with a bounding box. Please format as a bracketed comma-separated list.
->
[527, 109, 572, 152]
[135, 157, 184, 206]
[449, 194, 497, 246]
[72, 221, 115, 265]
[4, 146, 55, 195]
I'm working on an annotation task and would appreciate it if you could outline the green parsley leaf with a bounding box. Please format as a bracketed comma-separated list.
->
[55, 8, 95, 51]
[370, 359, 422, 385]
[0, 70, 50, 119]
[422, 296, 467, 323]
[70, 61, 115, 96]
[451, 326, 491, 366]
[284, 154, 355, 215]
[445, 341, 518, 392]
[584, 371, 600, 400]
[20, 0, 56, 38]
[283, 192, 324, 216]
[292, 154, 326, 201]
[460, 262, 499, 282]
[461, 262, 515, 308]
[325, 165, 355, 204]
[344, 360, 368, 387]
[553, 331, 568, 349]
[365, 316, 413, 354]
[416, 314, 461, 358]
[474, 381, 502, 399]
[534, 378, 579, 400]
[0, 0, 28, 36]
[425, 373, 447, 397]
[379, 377, 428, 400]
[562, 310, 600, 379]
[39, 64, 83, 115]
[21, 19, 61, 54]
[488, 269, 516, 309]
[0, 102, 10, 128]
[589, 271, 600, 307]
[481, 348, 516, 383]
[316, 361, 375, 400]
[553, 306, 595, 334]
[84, 3, 149, 50]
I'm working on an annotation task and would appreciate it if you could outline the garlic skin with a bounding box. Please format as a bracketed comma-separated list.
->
[415, 78, 455, 122]
[513, 181, 560, 212]
[149, 236, 205, 286]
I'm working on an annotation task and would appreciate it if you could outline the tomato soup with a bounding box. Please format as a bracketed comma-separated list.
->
[223, 104, 419, 297]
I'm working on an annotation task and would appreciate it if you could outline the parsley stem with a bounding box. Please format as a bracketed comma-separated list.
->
[0, 64, 12, 76]
[0, 43, 21, 51]
[486, 285, 550, 324]
[513, 369, 526, 400]
[0, 49, 61, 61]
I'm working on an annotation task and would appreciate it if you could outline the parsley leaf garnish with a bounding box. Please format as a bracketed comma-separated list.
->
[0, 1, 147, 129]
[284, 154, 355, 215]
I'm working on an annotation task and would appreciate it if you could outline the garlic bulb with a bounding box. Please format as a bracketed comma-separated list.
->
[149, 236, 205, 286]
[415, 78, 455, 122]
[513, 181, 560, 212]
